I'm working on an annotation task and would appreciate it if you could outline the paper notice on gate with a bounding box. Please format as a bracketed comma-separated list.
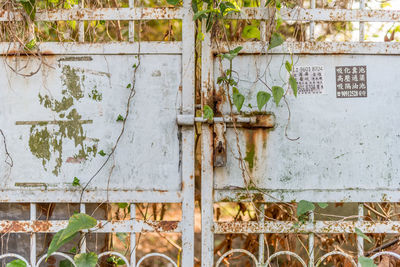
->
[292, 65, 326, 95]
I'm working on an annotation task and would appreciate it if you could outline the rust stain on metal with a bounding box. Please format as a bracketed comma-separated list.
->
[0, 220, 52, 233]
[145, 221, 179, 232]
[244, 128, 269, 172]
[31, 220, 52, 232]
[213, 123, 226, 167]
[214, 87, 226, 117]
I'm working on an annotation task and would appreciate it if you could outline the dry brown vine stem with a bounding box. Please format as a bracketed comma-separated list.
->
[79, 21, 142, 203]
[0, 129, 13, 167]
[364, 203, 389, 220]
[212, 2, 303, 227]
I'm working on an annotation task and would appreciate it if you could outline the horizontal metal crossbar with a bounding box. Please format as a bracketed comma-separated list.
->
[214, 41, 400, 55]
[214, 221, 400, 234]
[3, 41, 399, 55]
[0, 220, 181, 233]
[0, 7, 398, 22]
[0, 190, 183, 203]
[0, 7, 183, 21]
[215, 189, 397, 202]
[0, 42, 182, 55]
[176, 114, 275, 127]
[228, 7, 400, 22]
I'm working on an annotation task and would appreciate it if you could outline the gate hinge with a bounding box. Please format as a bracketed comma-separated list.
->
[176, 114, 275, 128]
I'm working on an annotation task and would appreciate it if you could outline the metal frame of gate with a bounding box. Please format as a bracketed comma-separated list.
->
[3, 0, 400, 266]
[201, 1, 400, 266]
[0, 0, 195, 266]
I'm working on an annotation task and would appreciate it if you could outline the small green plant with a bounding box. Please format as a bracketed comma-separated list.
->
[72, 177, 80, 187]
[203, 105, 214, 120]
[6, 260, 26, 267]
[47, 213, 97, 259]
[116, 114, 124, 122]
[359, 256, 377, 267]
[107, 255, 126, 265]
[355, 227, 373, 243]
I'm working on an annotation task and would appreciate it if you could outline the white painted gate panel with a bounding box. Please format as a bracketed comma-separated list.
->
[0, 54, 182, 192]
[201, 5, 400, 267]
[0, 0, 195, 265]
[214, 54, 400, 202]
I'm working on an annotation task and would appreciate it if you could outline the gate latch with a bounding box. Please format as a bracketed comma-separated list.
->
[213, 122, 226, 167]
[177, 114, 275, 167]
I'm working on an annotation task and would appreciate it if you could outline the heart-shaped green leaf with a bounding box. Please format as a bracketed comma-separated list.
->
[285, 61, 292, 72]
[272, 86, 284, 106]
[233, 87, 245, 112]
[358, 257, 377, 267]
[257, 91, 271, 111]
[6, 260, 26, 267]
[203, 105, 214, 120]
[47, 213, 97, 259]
[74, 253, 98, 267]
[289, 75, 298, 97]
[297, 200, 315, 216]
[242, 25, 260, 40]
[269, 32, 284, 50]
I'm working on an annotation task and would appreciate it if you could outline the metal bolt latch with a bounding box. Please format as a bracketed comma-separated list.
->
[214, 123, 226, 167]
[176, 114, 276, 128]
[177, 114, 275, 167]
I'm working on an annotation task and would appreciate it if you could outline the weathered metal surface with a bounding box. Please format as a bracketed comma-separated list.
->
[0, 219, 181, 233]
[215, 188, 398, 203]
[200, 4, 400, 267]
[213, 123, 226, 167]
[0, 189, 183, 203]
[214, 221, 400, 234]
[177, 114, 275, 127]
[0, 42, 182, 55]
[0, 55, 182, 194]
[213, 54, 400, 202]
[0, 0, 195, 266]
[0, 7, 183, 21]
[227, 7, 400, 22]
[214, 41, 400, 55]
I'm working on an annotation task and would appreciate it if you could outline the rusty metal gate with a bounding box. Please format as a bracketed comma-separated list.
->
[2, 0, 400, 266]
[201, 1, 400, 266]
[0, 0, 195, 266]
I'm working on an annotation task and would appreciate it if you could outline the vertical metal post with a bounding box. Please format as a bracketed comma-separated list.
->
[78, 0, 85, 42]
[181, 0, 195, 265]
[357, 204, 364, 267]
[129, 0, 135, 42]
[308, 210, 314, 267]
[310, 0, 315, 41]
[30, 203, 36, 267]
[130, 203, 136, 266]
[80, 203, 87, 253]
[359, 0, 365, 42]
[260, 0, 266, 42]
[258, 204, 265, 264]
[201, 9, 215, 267]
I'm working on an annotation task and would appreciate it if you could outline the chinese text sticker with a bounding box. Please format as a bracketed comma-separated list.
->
[336, 66, 367, 98]
[292, 66, 325, 95]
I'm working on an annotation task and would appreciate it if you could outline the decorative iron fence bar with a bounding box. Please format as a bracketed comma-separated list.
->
[226, 7, 400, 22]
[214, 221, 400, 234]
[0, 7, 184, 21]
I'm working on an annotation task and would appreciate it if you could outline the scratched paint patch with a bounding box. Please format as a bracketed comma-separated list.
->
[23, 65, 101, 176]
[292, 66, 325, 95]
[336, 66, 367, 98]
